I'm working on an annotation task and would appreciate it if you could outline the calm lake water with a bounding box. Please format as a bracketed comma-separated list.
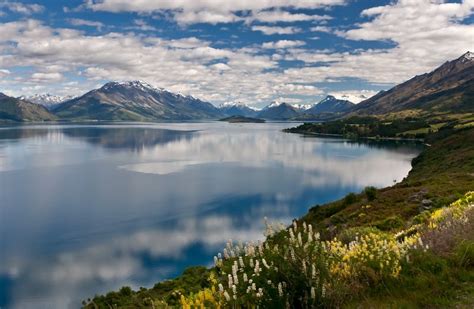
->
[0, 122, 422, 308]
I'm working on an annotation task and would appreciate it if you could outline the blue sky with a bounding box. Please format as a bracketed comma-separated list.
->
[0, 0, 473, 107]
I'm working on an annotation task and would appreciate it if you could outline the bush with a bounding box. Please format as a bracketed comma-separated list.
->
[375, 216, 405, 231]
[364, 186, 377, 201]
[343, 192, 358, 205]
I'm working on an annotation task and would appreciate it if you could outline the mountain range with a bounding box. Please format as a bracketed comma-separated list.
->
[53, 81, 222, 121]
[352, 51, 474, 115]
[0, 92, 56, 122]
[1, 52, 472, 122]
[18, 94, 74, 110]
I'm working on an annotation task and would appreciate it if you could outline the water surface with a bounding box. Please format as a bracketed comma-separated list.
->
[0, 122, 422, 308]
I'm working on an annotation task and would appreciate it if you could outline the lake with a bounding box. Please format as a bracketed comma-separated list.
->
[0, 122, 422, 308]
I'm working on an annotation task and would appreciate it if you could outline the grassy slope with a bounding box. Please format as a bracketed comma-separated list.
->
[85, 126, 474, 308]
[302, 127, 474, 237]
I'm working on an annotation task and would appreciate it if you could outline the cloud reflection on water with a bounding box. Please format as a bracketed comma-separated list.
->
[0, 123, 423, 308]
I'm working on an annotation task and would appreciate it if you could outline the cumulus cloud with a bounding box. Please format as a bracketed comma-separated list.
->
[0, 68, 11, 76]
[0, 1, 44, 15]
[68, 18, 104, 30]
[252, 25, 302, 35]
[262, 40, 306, 49]
[247, 10, 332, 24]
[84, 0, 346, 25]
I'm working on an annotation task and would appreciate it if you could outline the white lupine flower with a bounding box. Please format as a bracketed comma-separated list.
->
[289, 229, 295, 241]
[254, 260, 261, 275]
[219, 284, 224, 292]
[223, 248, 229, 259]
[290, 247, 296, 261]
[214, 256, 218, 266]
[249, 279, 253, 284]
[312, 264, 316, 279]
[239, 256, 245, 268]
[293, 221, 298, 233]
[223, 291, 231, 301]
[228, 274, 233, 288]
[218, 252, 222, 259]
[322, 285, 326, 297]
[311, 287, 316, 299]
[315, 232, 320, 240]
[249, 258, 254, 268]
[298, 232, 303, 246]
[262, 258, 270, 269]
[303, 222, 307, 232]
[278, 282, 284, 297]
[232, 285, 237, 295]
[233, 274, 239, 285]
[252, 283, 256, 291]
[243, 273, 248, 282]
[302, 260, 307, 273]
[258, 288, 263, 295]
[308, 224, 313, 235]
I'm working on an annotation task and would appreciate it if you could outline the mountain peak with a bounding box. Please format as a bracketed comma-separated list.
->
[460, 51, 474, 62]
[102, 80, 163, 92]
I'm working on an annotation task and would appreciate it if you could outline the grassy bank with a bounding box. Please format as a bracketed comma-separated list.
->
[84, 126, 474, 308]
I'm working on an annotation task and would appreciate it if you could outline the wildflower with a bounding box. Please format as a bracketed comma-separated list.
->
[312, 264, 316, 279]
[243, 273, 248, 282]
[239, 256, 245, 268]
[310, 287, 316, 300]
[232, 285, 237, 295]
[223, 291, 231, 301]
[218, 284, 224, 293]
[249, 258, 254, 268]
[262, 258, 270, 269]
[252, 283, 256, 291]
[228, 274, 233, 288]
[278, 282, 284, 297]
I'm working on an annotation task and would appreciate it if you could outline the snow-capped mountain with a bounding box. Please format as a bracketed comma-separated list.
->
[19, 93, 74, 110]
[257, 102, 300, 119]
[54, 80, 223, 121]
[218, 102, 260, 117]
[306, 95, 355, 114]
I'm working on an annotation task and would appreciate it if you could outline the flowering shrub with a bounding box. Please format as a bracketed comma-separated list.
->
[176, 192, 473, 308]
[428, 191, 473, 229]
[210, 218, 420, 308]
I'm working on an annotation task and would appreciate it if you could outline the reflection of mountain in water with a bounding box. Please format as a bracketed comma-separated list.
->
[0, 126, 196, 152]
[61, 127, 196, 151]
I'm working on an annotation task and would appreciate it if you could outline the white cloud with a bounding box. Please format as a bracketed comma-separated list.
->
[0, 68, 10, 76]
[310, 26, 333, 33]
[85, 0, 346, 25]
[247, 10, 332, 23]
[251, 25, 302, 35]
[68, 18, 104, 30]
[31, 72, 63, 82]
[262, 40, 306, 49]
[0, 1, 44, 15]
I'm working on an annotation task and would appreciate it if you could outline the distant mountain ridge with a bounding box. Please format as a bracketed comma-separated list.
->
[0, 92, 56, 122]
[306, 95, 355, 114]
[218, 102, 259, 118]
[19, 94, 74, 110]
[352, 51, 474, 115]
[54, 80, 224, 121]
[257, 102, 300, 120]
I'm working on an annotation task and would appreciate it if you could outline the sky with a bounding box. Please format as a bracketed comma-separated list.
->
[0, 0, 473, 107]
